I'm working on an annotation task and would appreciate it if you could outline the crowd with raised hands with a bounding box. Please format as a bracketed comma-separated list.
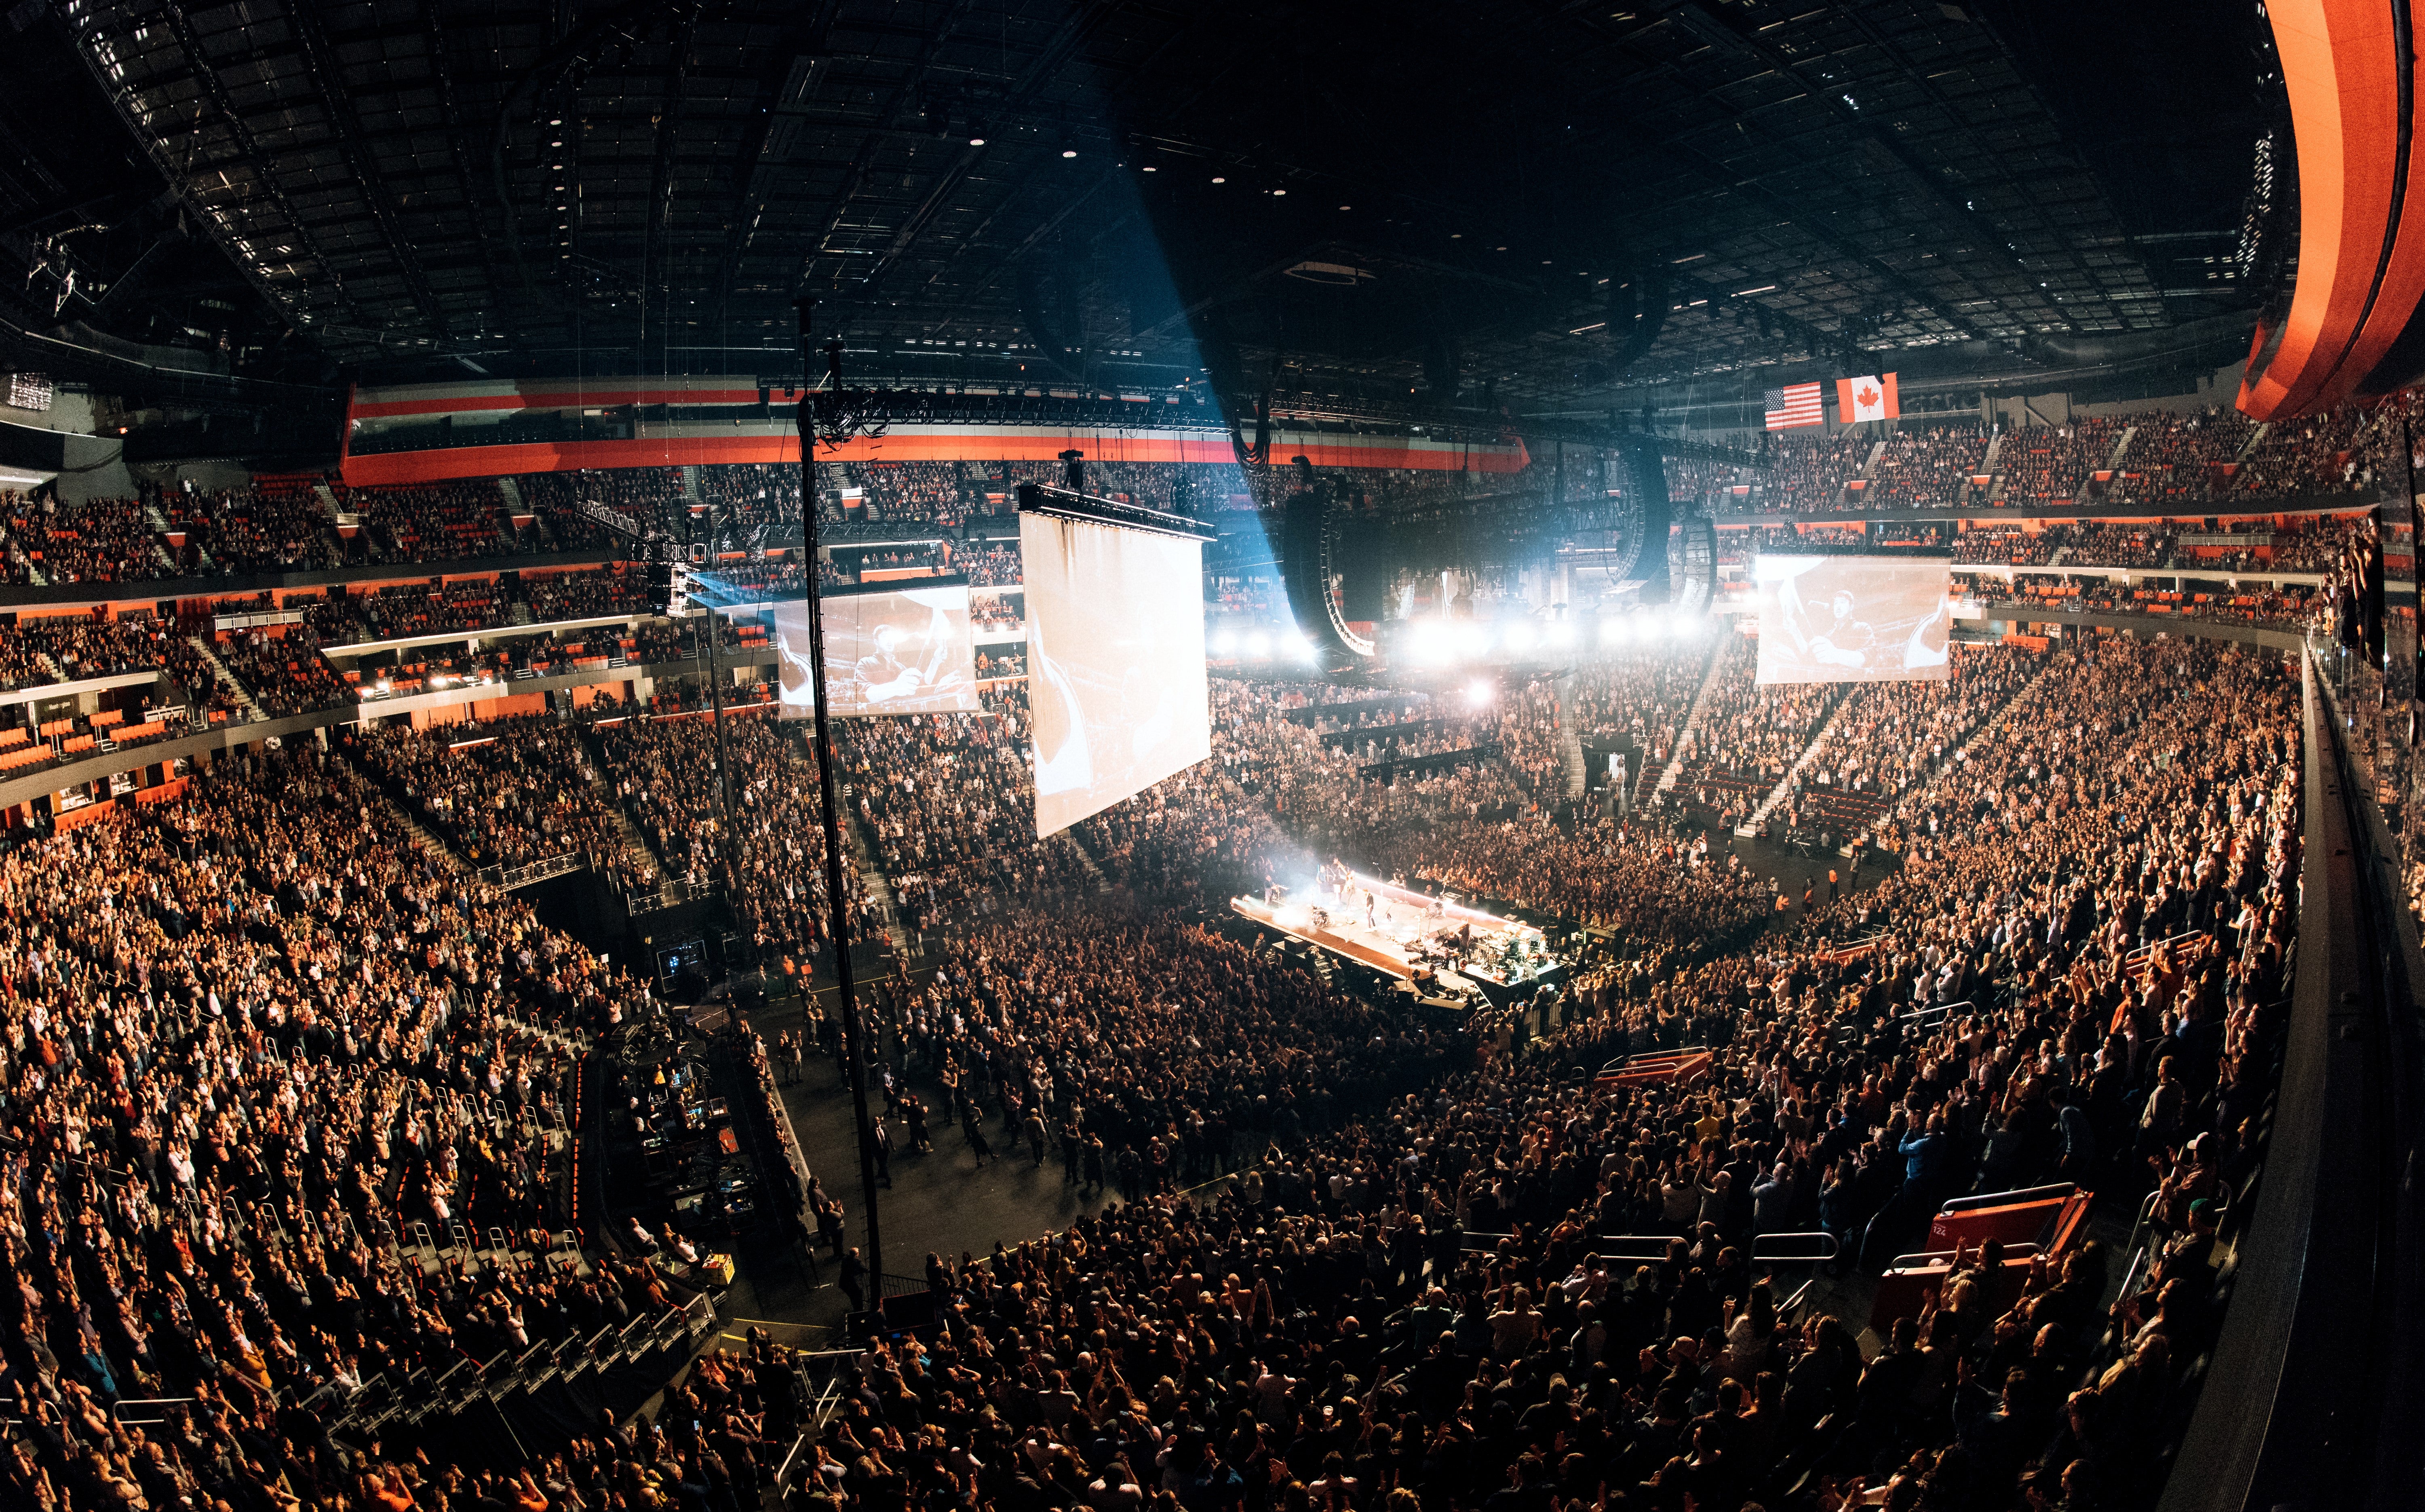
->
[340, 713, 651, 884]
[0, 742, 700, 1512]
[594, 711, 880, 963]
[778, 633, 2300, 1512]
[838, 686, 1095, 930]
[866, 905, 1465, 1177]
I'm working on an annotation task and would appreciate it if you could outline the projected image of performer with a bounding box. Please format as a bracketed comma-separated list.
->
[1779, 574, 1878, 670]
[850, 601, 960, 706]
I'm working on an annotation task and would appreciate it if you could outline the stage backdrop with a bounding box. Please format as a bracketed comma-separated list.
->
[1020, 510, 1211, 836]
[1752, 553, 1951, 684]
[773, 582, 978, 718]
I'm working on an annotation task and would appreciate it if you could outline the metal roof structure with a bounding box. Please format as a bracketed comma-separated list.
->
[2, 0, 2267, 420]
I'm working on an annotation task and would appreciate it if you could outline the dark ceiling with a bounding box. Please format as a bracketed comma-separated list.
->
[0, 0, 2269, 423]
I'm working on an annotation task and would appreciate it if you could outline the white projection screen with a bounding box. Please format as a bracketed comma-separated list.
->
[1021, 510, 1212, 837]
[1753, 553, 1952, 685]
[773, 582, 979, 718]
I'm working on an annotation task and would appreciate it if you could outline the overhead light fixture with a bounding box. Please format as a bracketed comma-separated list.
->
[968, 136, 985, 146]
[1062, 149, 1077, 158]
[1141, 164, 1156, 171]
[1736, 285, 1778, 295]
[1272, 188, 1286, 195]
[1211, 175, 1225, 183]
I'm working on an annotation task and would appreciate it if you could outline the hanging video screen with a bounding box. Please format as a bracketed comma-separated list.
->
[1752, 553, 1951, 684]
[773, 581, 979, 717]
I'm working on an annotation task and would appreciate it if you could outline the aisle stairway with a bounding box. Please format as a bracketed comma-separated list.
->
[841, 803, 916, 956]
[1740, 687, 1858, 834]
[1654, 634, 1733, 797]
[187, 634, 265, 722]
[1555, 671, 1586, 800]
[328, 745, 470, 873]
[1832, 653, 2056, 854]
[1062, 827, 1115, 894]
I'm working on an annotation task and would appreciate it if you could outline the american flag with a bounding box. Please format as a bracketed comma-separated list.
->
[1763, 382, 1824, 430]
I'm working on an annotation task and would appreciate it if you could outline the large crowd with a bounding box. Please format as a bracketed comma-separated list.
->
[0, 429, 2357, 1512]
[341, 713, 655, 887]
[757, 632, 2300, 1512]
[0, 743, 706, 1512]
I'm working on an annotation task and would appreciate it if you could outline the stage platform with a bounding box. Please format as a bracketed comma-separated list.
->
[1231, 869, 1566, 1007]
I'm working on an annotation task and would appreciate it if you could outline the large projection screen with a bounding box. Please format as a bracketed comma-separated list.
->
[1753, 554, 1951, 685]
[1021, 510, 1211, 837]
[774, 582, 979, 718]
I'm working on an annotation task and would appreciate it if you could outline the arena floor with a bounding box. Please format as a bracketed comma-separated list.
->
[731, 818, 1903, 1339]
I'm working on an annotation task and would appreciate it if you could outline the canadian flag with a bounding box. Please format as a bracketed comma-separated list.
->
[1836, 372, 1899, 424]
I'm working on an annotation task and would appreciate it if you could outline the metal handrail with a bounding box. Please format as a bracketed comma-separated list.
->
[1750, 1231, 1841, 1263]
[1885, 1240, 2043, 1270]
[2125, 928, 2209, 968]
[1589, 1234, 1687, 1261]
[1936, 1181, 2078, 1215]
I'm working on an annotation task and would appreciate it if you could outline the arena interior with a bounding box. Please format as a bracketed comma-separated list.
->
[0, 2, 2418, 1510]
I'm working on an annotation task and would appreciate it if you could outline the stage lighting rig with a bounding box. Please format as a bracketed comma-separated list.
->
[1272, 436, 1676, 677]
[805, 337, 893, 451]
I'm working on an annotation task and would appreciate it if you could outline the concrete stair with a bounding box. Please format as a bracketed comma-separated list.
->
[840, 803, 917, 953]
[1062, 827, 1116, 894]
[187, 635, 266, 721]
[1654, 633, 1733, 797]
[1740, 687, 1856, 834]
[1842, 654, 2055, 854]
[1554, 672, 1586, 800]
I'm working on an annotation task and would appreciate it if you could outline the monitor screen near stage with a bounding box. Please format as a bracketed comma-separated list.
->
[1752, 553, 1951, 684]
[1021, 509, 1212, 837]
[772, 582, 979, 718]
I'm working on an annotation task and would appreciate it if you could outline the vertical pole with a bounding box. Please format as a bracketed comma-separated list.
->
[702, 519, 737, 865]
[792, 297, 884, 1293]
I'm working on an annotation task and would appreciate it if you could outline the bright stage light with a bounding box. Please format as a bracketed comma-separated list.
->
[1452, 622, 1491, 661]
[1209, 629, 1238, 655]
[1548, 620, 1577, 647]
[1599, 617, 1629, 645]
[1286, 632, 1318, 662]
[1244, 631, 1272, 658]
[1503, 622, 1536, 654]
[1466, 679, 1495, 705]
[1410, 620, 1450, 663]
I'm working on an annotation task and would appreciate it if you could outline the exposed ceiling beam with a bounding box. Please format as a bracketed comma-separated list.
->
[282, 0, 452, 340]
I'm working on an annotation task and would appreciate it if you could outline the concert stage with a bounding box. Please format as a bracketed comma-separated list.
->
[1231, 869, 1567, 1007]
